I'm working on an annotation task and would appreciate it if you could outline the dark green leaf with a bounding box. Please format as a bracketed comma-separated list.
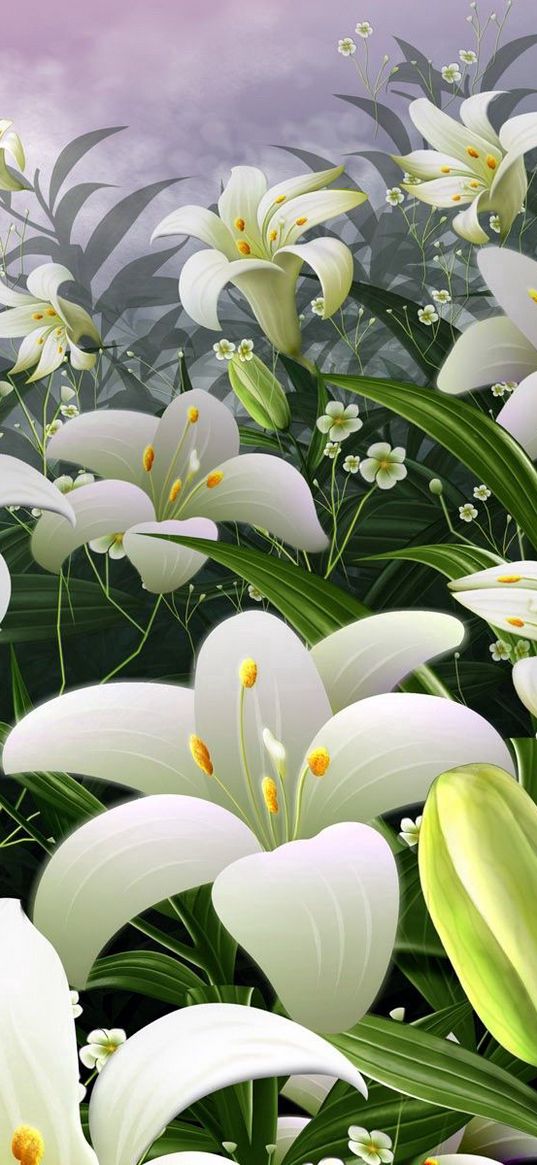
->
[88, 950, 205, 1003]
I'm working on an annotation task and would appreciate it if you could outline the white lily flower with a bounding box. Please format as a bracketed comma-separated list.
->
[31, 389, 328, 594]
[394, 93, 537, 244]
[0, 899, 365, 1165]
[3, 608, 513, 1032]
[0, 454, 75, 621]
[0, 264, 101, 382]
[151, 165, 366, 360]
[0, 119, 26, 191]
[449, 560, 537, 641]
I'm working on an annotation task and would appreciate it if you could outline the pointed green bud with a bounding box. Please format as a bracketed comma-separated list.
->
[419, 763, 537, 1065]
[227, 353, 290, 431]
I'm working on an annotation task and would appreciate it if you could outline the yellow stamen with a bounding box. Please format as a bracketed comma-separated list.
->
[497, 574, 522, 584]
[239, 657, 258, 688]
[528, 288, 537, 304]
[143, 444, 155, 472]
[189, 733, 213, 775]
[451, 194, 462, 202]
[274, 194, 286, 204]
[45, 307, 57, 317]
[168, 478, 182, 503]
[236, 240, 251, 255]
[506, 617, 525, 627]
[36, 338, 44, 346]
[234, 217, 246, 231]
[295, 216, 307, 226]
[188, 406, 199, 423]
[31, 312, 43, 320]
[440, 166, 451, 173]
[206, 471, 224, 488]
[466, 146, 479, 158]
[424, 1158, 439, 1165]
[269, 229, 278, 241]
[262, 776, 279, 814]
[307, 747, 330, 777]
[12, 1126, 45, 1165]
[486, 154, 497, 170]
[57, 345, 64, 355]
[469, 180, 480, 189]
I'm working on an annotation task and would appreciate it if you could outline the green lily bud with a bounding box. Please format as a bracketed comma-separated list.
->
[227, 353, 291, 431]
[419, 763, 537, 1064]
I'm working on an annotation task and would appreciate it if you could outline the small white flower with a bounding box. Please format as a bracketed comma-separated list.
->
[514, 639, 531, 660]
[473, 484, 491, 501]
[310, 296, 325, 316]
[44, 419, 63, 439]
[355, 21, 373, 37]
[248, 584, 264, 602]
[348, 1127, 394, 1165]
[338, 37, 357, 55]
[343, 454, 361, 474]
[88, 533, 126, 560]
[459, 503, 478, 522]
[54, 471, 95, 494]
[317, 400, 362, 442]
[399, 815, 422, 848]
[213, 338, 236, 360]
[431, 288, 452, 304]
[418, 304, 439, 326]
[403, 171, 422, 186]
[237, 338, 254, 362]
[60, 403, 80, 418]
[389, 1006, 406, 1022]
[323, 441, 341, 459]
[79, 1027, 127, 1072]
[360, 442, 407, 490]
[385, 186, 405, 206]
[489, 639, 511, 662]
[489, 214, 501, 234]
[70, 989, 83, 1019]
[441, 63, 462, 83]
[491, 379, 517, 397]
[459, 49, 478, 63]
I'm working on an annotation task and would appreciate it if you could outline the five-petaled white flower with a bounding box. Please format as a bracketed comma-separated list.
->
[514, 639, 531, 660]
[151, 164, 366, 360]
[395, 93, 537, 243]
[360, 443, 407, 490]
[385, 187, 405, 206]
[459, 503, 478, 522]
[489, 639, 511, 662]
[399, 815, 422, 847]
[4, 608, 511, 1031]
[0, 264, 100, 382]
[431, 288, 452, 304]
[323, 441, 341, 459]
[343, 454, 361, 474]
[248, 583, 264, 602]
[459, 49, 478, 64]
[355, 21, 373, 37]
[70, 989, 83, 1019]
[441, 63, 462, 84]
[311, 296, 325, 315]
[418, 304, 439, 326]
[489, 213, 501, 233]
[237, 338, 255, 361]
[491, 380, 517, 397]
[473, 484, 491, 501]
[213, 338, 236, 360]
[32, 388, 328, 594]
[348, 1127, 394, 1165]
[338, 37, 357, 56]
[316, 401, 362, 442]
[80, 1028, 127, 1073]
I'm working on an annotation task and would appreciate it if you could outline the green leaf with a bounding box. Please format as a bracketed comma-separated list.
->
[0, 575, 143, 642]
[330, 1014, 537, 1134]
[511, 738, 537, 804]
[87, 950, 205, 1003]
[327, 373, 537, 550]
[396, 848, 445, 958]
[365, 543, 502, 580]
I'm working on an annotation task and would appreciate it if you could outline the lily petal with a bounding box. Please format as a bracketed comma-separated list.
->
[460, 1115, 537, 1160]
[217, 165, 268, 250]
[281, 1073, 336, 1115]
[497, 371, 537, 458]
[276, 238, 354, 318]
[451, 587, 537, 641]
[0, 304, 51, 338]
[0, 454, 75, 522]
[25, 328, 67, 383]
[212, 822, 398, 1033]
[0, 280, 34, 307]
[151, 204, 236, 260]
[258, 164, 345, 229]
[453, 191, 492, 245]
[182, 452, 328, 551]
[274, 1116, 311, 1165]
[409, 98, 502, 177]
[32, 794, 261, 986]
[478, 247, 537, 350]
[26, 263, 76, 303]
[449, 560, 534, 590]
[499, 111, 537, 160]
[55, 296, 101, 346]
[297, 693, 514, 837]
[0, 552, 11, 622]
[393, 149, 472, 179]
[0, 899, 96, 1165]
[150, 389, 239, 502]
[437, 316, 537, 393]
[273, 188, 366, 246]
[513, 657, 537, 716]
[124, 518, 218, 593]
[460, 92, 503, 148]
[31, 479, 155, 573]
[488, 152, 528, 238]
[403, 175, 475, 208]
[2, 681, 201, 797]
[310, 610, 465, 712]
[89, 1003, 366, 1165]
[178, 249, 285, 331]
[46, 409, 160, 487]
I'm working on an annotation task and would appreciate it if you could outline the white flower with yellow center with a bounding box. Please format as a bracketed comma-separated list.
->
[489, 639, 511, 662]
[441, 64, 462, 84]
[473, 484, 491, 501]
[399, 815, 422, 847]
[431, 288, 452, 304]
[349, 1128, 394, 1165]
[459, 503, 478, 522]
[360, 443, 407, 490]
[449, 560, 537, 642]
[338, 37, 357, 55]
[459, 49, 478, 64]
[0, 264, 101, 382]
[0, 899, 365, 1165]
[385, 187, 405, 206]
[213, 338, 236, 360]
[0, 118, 26, 191]
[237, 338, 255, 362]
[343, 454, 360, 474]
[80, 1029, 126, 1073]
[31, 388, 328, 594]
[4, 608, 513, 1032]
[151, 165, 367, 361]
[316, 400, 362, 442]
[70, 990, 83, 1019]
[394, 93, 537, 244]
[355, 21, 373, 37]
[418, 304, 439, 326]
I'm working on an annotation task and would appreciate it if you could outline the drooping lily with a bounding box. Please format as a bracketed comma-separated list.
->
[449, 560, 537, 642]
[3, 608, 512, 1032]
[151, 164, 366, 360]
[0, 119, 26, 191]
[0, 264, 101, 382]
[34, 388, 328, 593]
[394, 93, 537, 244]
[0, 454, 75, 620]
[0, 898, 365, 1165]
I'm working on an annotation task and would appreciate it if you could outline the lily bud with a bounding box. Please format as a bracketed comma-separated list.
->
[227, 353, 290, 431]
[419, 763, 537, 1065]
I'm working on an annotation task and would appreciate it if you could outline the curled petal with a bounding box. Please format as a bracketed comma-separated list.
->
[452, 191, 492, 245]
[276, 238, 354, 318]
[178, 249, 284, 331]
[0, 454, 75, 522]
[273, 188, 366, 245]
[151, 204, 236, 259]
[459, 92, 503, 147]
[437, 317, 537, 394]
[478, 248, 537, 350]
[31, 479, 155, 573]
[513, 657, 537, 716]
[258, 164, 345, 229]
[393, 149, 471, 180]
[26, 263, 76, 303]
[124, 518, 218, 593]
[451, 587, 537, 641]
[497, 371, 537, 458]
[217, 165, 268, 249]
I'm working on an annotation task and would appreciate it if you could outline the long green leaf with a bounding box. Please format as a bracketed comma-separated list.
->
[88, 950, 205, 1003]
[0, 576, 142, 642]
[326, 374, 537, 550]
[365, 544, 502, 579]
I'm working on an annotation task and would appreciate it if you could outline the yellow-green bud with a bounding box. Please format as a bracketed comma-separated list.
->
[227, 353, 290, 431]
[429, 478, 443, 495]
[419, 763, 537, 1065]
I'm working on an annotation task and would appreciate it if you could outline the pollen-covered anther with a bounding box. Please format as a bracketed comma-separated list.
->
[12, 1126, 45, 1165]
[262, 776, 279, 814]
[528, 288, 537, 304]
[466, 146, 479, 158]
[236, 240, 251, 255]
[307, 747, 330, 777]
[234, 217, 246, 231]
[143, 444, 155, 472]
[486, 154, 497, 170]
[269, 229, 278, 242]
[451, 194, 462, 202]
[188, 406, 199, 423]
[295, 216, 308, 226]
[497, 574, 522, 584]
[239, 657, 258, 688]
[45, 307, 57, 317]
[423, 1158, 439, 1165]
[189, 733, 213, 776]
[469, 180, 480, 189]
[506, 617, 525, 627]
[440, 166, 451, 173]
[168, 478, 182, 503]
[274, 194, 286, 204]
[31, 312, 43, 320]
[206, 471, 224, 488]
